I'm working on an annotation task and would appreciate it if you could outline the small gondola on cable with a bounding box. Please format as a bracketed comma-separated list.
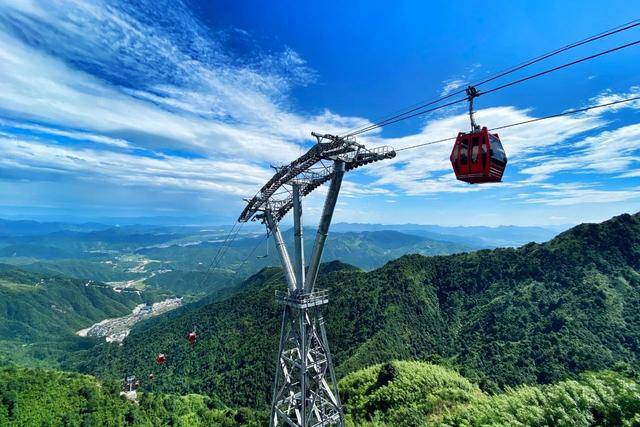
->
[450, 86, 507, 183]
[187, 327, 197, 346]
[156, 353, 166, 365]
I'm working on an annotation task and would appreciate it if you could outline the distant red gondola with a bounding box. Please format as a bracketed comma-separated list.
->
[156, 353, 166, 364]
[450, 86, 508, 184]
[188, 331, 197, 345]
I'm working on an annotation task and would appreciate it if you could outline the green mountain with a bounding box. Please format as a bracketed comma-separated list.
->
[73, 212, 640, 409]
[135, 228, 474, 273]
[0, 264, 171, 368]
[340, 361, 640, 426]
[0, 365, 266, 426]
[0, 264, 148, 342]
[134, 229, 475, 299]
[2, 363, 637, 426]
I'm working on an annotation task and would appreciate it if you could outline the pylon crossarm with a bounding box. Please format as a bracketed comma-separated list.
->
[238, 133, 394, 224]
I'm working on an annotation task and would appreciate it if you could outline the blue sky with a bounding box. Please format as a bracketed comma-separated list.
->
[0, 0, 638, 226]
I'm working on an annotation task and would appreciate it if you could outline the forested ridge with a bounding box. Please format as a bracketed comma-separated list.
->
[71, 212, 640, 409]
[339, 361, 640, 426]
[0, 263, 175, 368]
[0, 365, 267, 426]
[2, 363, 639, 426]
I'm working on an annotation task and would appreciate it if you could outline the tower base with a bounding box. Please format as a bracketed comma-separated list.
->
[270, 290, 344, 427]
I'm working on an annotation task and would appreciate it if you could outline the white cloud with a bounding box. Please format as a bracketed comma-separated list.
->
[0, 120, 131, 148]
[359, 104, 606, 195]
[520, 184, 640, 206]
[0, 136, 270, 196]
[0, 1, 638, 221]
[0, 0, 366, 164]
[586, 86, 640, 115]
[518, 123, 640, 180]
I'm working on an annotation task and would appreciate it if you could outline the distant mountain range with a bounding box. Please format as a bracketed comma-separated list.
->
[331, 222, 563, 247]
[135, 227, 475, 273]
[0, 218, 496, 299]
[0, 218, 562, 292]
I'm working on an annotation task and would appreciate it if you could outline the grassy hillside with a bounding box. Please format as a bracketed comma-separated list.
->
[73, 212, 640, 409]
[340, 361, 640, 426]
[0, 264, 172, 368]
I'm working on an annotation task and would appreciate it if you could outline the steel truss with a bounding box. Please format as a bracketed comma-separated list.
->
[239, 133, 395, 427]
[271, 289, 342, 427]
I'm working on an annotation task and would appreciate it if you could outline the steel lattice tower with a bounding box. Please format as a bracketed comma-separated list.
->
[239, 133, 395, 426]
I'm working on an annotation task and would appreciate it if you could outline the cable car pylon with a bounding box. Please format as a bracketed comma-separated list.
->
[239, 133, 395, 426]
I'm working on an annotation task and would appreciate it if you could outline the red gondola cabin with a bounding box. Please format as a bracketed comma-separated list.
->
[187, 331, 197, 345]
[156, 353, 166, 365]
[450, 127, 507, 184]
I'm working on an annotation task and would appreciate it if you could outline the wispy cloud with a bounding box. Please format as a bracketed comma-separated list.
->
[0, 120, 132, 148]
[517, 183, 640, 206]
[439, 64, 481, 97]
[0, 0, 364, 163]
[1, 135, 270, 195]
[440, 79, 465, 97]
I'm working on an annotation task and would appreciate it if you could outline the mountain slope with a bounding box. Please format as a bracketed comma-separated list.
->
[75, 212, 640, 408]
[0, 366, 266, 426]
[0, 264, 146, 341]
[339, 361, 640, 426]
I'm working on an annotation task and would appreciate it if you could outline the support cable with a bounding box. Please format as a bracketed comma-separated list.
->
[394, 96, 640, 152]
[480, 40, 640, 96]
[346, 37, 640, 138]
[237, 232, 270, 267]
[192, 221, 244, 295]
[341, 19, 640, 138]
[347, 40, 640, 137]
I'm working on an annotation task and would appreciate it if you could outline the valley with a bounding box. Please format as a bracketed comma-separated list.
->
[0, 219, 532, 301]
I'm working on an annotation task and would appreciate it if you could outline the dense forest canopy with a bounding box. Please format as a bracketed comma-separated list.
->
[339, 361, 640, 426]
[2, 362, 639, 426]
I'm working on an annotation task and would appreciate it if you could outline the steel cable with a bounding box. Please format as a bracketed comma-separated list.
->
[394, 96, 640, 152]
